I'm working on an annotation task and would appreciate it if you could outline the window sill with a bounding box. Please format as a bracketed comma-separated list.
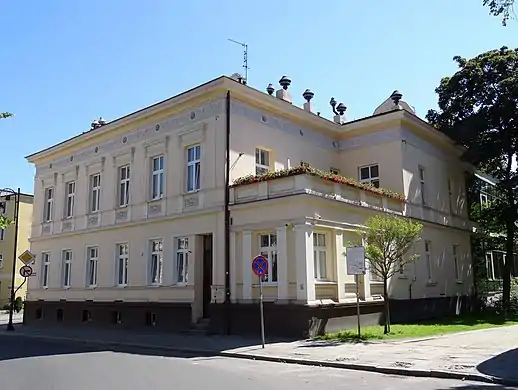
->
[62, 216, 73, 221]
[87, 285, 97, 289]
[184, 189, 200, 195]
[252, 282, 278, 287]
[455, 280, 464, 285]
[148, 283, 162, 288]
[314, 280, 337, 285]
[62, 286, 70, 290]
[116, 284, 127, 288]
[426, 281, 438, 287]
[398, 275, 409, 279]
[148, 197, 163, 203]
[370, 280, 384, 285]
[173, 282, 188, 287]
[117, 204, 129, 209]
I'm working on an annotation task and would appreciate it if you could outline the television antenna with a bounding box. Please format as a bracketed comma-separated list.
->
[228, 38, 249, 84]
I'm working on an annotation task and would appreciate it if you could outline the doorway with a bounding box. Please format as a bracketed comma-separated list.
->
[202, 234, 213, 318]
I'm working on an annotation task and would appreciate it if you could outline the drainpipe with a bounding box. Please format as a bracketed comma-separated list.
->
[224, 90, 231, 333]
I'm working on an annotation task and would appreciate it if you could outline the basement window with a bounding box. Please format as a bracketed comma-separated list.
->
[35, 308, 43, 320]
[82, 310, 92, 322]
[111, 310, 122, 324]
[56, 308, 64, 322]
[145, 311, 157, 326]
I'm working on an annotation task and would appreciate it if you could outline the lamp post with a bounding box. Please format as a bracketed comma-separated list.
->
[1, 188, 21, 332]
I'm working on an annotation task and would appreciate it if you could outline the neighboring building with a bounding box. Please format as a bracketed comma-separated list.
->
[0, 193, 34, 307]
[24, 75, 476, 337]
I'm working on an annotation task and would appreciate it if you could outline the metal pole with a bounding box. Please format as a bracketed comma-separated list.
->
[259, 276, 265, 348]
[7, 188, 20, 332]
[355, 274, 361, 338]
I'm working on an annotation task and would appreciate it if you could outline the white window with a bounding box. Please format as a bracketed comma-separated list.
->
[116, 243, 129, 286]
[0, 229, 4, 241]
[419, 166, 426, 205]
[41, 252, 50, 288]
[150, 155, 164, 200]
[453, 245, 460, 281]
[89, 174, 101, 213]
[255, 148, 270, 175]
[62, 250, 72, 288]
[425, 240, 432, 281]
[186, 145, 201, 192]
[0, 254, 3, 269]
[64, 181, 75, 218]
[149, 239, 163, 285]
[313, 232, 328, 280]
[175, 237, 189, 284]
[118, 165, 131, 207]
[259, 233, 278, 283]
[86, 246, 98, 287]
[44, 187, 54, 222]
[359, 164, 380, 188]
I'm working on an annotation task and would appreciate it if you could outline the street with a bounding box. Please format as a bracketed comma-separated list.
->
[0, 334, 511, 390]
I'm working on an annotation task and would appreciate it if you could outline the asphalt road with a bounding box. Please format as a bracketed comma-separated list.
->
[0, 334, 511, 390]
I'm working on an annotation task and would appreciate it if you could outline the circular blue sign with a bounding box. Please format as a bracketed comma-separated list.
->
[252, 255, 268, 277]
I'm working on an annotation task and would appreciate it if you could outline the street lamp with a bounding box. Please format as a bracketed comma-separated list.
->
[1, 188, 21, 332]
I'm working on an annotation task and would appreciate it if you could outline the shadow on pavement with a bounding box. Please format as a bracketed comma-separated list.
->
[0, 323, 285, 362]
[476, 347, 518, 383]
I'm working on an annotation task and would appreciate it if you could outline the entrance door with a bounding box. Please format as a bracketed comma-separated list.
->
[202, 234, 213, 318]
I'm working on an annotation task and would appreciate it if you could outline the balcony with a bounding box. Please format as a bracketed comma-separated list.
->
[230, 166, 404, 214]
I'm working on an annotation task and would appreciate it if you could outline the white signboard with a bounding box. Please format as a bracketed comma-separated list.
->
[346, 246, 366, 275]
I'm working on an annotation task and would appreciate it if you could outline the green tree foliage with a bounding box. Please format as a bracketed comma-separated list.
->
[358, 215, 422, 334]
[483, 0, 515, 25]
[0, 112, 13, 119]
[426, 47, 518, 316]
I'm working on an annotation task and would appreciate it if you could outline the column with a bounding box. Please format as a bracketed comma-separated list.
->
[276, 226, 288, 302]
[242, 231, 252, 301]
[230, 232, 237, 303]
[361, 236, 372, 300]
[295, 224, 316, 303]
[335, 230, 346, 302]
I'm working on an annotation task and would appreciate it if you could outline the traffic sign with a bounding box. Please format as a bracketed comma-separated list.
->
[252, 255, 268, 277]
[19, 265, 33, 278]
[18, 250, 35, 265]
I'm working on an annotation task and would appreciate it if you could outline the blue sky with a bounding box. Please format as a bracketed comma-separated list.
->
[1, 0, 516, 194]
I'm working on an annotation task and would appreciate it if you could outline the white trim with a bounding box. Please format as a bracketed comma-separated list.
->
[255, 148, 270, 175]
[89, 173, 101, 213]
[61, 249, 72, 288]
[313, 231, 329, 281]
[148, 238, 163, 285]
[41, 252, 50, 288]
[115, 243, 129, 287]
[150, 155, 164, 200]
[186, 145, 201, 193]
[118, 165, 131, 207]
[44, 187, 54, 222]
[358, 164, 380, 188]
[258, 232, 278, 285]
[86, 246, 99, 287]
[64, 181, 75, 218]
[174, 237, 189, 285]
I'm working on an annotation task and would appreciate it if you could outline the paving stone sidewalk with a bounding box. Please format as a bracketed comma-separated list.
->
[4, 323, 518, 386]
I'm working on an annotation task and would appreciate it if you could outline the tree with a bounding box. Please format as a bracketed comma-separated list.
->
[357, 215, 422, 334]
[483, 0, 515, 25]
[426, 47, 518, 316]
[0, 112, 13, 119]
[0, 215, 12, 229]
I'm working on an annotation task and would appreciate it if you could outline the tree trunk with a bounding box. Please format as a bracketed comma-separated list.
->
[503, 210, 514, 318]
[383, 278, 390, 334]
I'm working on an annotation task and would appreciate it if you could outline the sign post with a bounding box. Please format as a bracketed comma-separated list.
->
[346, 246, 366, 338]
[252, 255, 268, 348]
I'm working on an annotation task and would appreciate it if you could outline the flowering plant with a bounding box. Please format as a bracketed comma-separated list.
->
[231, 165, 405, 201]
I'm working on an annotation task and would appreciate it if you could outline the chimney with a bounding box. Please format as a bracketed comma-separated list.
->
[330, 98, 347, 124]
[276, 76, 292, 103]
[266, 84, 275, 96]
[390, 90, 403, 110]
[302, 89, 314, 113]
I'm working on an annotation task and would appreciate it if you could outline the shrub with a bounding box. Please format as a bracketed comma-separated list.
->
[13, 297, 24, 313]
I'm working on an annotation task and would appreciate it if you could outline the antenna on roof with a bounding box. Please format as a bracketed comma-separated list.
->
[228, 38, 249, 84]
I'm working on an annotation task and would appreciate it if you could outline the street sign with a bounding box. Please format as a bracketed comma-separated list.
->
[19, 265, 33, 278]
[251, 254, 268, 349]
[346, 246, 366, 339]
[18, 250, 35, 265]
[346, 246, 366, 275]
[252, 255, 268, 277]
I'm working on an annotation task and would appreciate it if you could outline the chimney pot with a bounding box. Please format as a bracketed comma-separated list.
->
[279, 76, 291, 90]
[276, 76, 292, 103]
[302, 89, 315, 113]
[266, 84, 275, 95]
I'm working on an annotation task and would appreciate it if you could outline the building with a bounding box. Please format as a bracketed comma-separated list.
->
[0, 193, 34, 307]
[24, 75, 476, 337]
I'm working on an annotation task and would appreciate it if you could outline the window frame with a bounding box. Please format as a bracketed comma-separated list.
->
[62, 249, 72, 288]
[86, 246, 99, 287]
[186, 144, 201, 193]
[358, 164, 380, 188]
[0, 253, 3, 269]
[175, 237, 190, 284]
[149, 239, 163, 286]
[453, 245, 460, 281]
[255, 148, 270, 175]
[44, 187, 54, 222]
[116, 243, 129, 287]
[41, 252, 50, 288]
[425, 240, 433, 282]
[258, 233, 278, 285]
[118, 165, 131, 207]
[63, 181, 76, 219]
[418, 166, 426, 205]
[89, 173, 101, 213]
[150, 155, 164, 201]
[0, 228, 4, 241]
[313, 232, 329, 281]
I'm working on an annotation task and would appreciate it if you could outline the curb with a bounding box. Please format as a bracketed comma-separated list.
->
[4, 331, 518, 387]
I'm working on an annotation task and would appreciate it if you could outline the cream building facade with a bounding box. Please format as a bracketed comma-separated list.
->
[25, 76, 475, 337]
[0, 193, 33, 307]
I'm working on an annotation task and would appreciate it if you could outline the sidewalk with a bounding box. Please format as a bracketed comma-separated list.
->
[4, 323, 518, 386]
